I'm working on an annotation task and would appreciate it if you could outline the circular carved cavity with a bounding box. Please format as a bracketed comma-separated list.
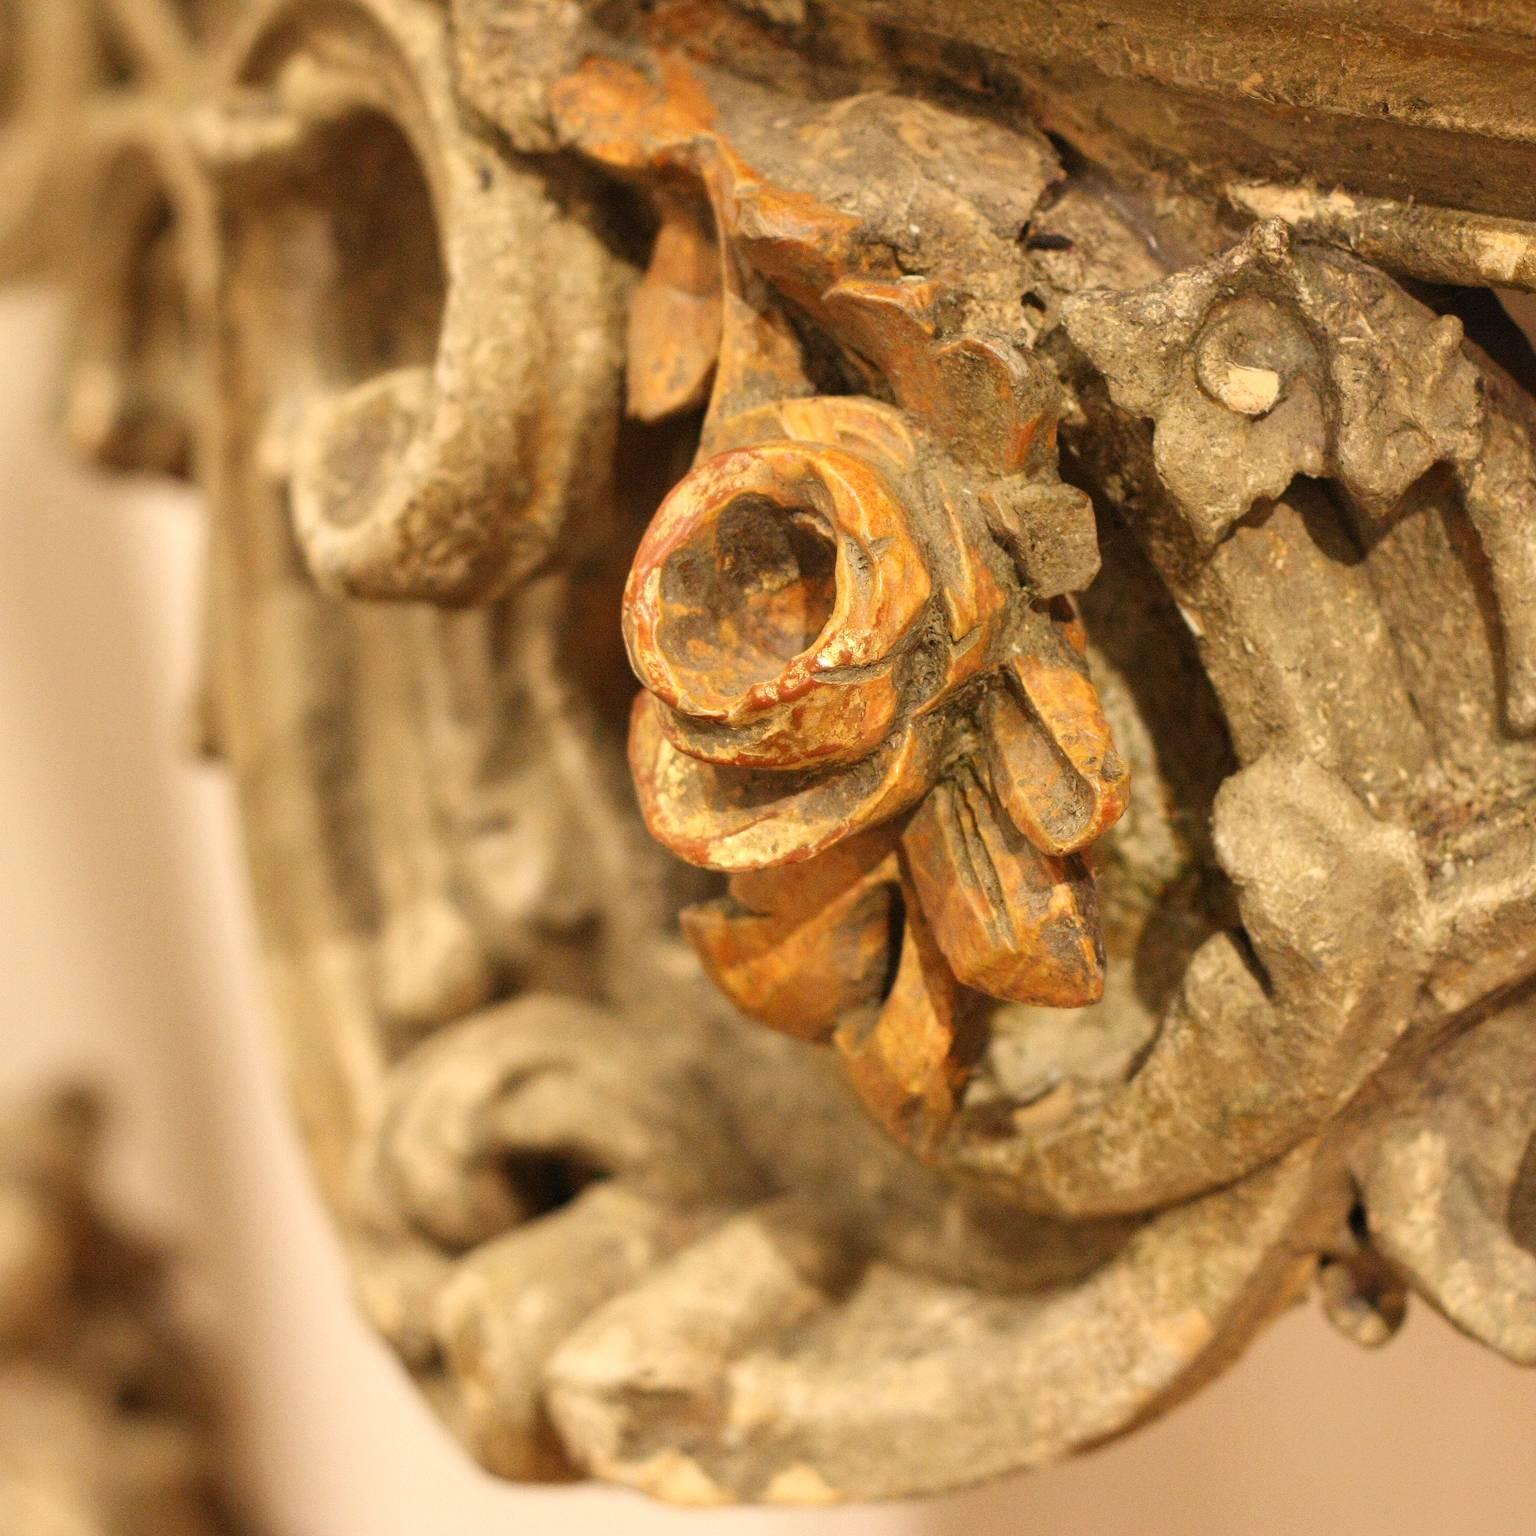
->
[1193, 294, 1317, 417]
[625, 437, 928, 751]
[655, 494, 838, 710]
[502, 1149, 611, 1222]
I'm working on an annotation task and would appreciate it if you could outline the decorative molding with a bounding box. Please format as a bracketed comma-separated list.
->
[9, 0, 1536, 1505]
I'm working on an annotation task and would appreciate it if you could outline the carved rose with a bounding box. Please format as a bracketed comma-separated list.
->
[623, 395, 1129, 1151]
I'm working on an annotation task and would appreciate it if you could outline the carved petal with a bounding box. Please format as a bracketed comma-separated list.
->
[819, 275, 942, 396]
[551, 57, 828, 431]
[834, 884, 974, 1156]
[823, 277, 1053, 474]
[623, 436, 931, 768]
[629, 693, 939, 871]
[627, 200, 723, 422]
[944, 753, 1430, 1218]
[548, 56, 715, 168]
[682, 830, 901, 1041]
[901, 770, 1105, 1007]
[983, 639, 1130, 856]
[976, 477, 1101, 598]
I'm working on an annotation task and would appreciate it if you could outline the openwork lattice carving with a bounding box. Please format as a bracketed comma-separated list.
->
[11, 0, 1536, 1507]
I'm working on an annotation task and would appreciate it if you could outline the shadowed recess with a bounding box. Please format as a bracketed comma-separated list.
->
[502, 1149, 611, 1222]
[295, 108, 447, 392]
[656, 495, 838, 701]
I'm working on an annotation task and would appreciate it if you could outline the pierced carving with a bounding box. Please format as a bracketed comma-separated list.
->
[12, 0, 1536, 1510]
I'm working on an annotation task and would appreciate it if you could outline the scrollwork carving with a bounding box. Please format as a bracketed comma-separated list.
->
[12, 0, 1536, 1508]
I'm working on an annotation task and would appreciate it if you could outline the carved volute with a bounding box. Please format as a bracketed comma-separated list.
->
[9, 0, 1536, 1507]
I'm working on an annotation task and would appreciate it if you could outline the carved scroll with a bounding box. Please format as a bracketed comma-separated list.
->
[12, 0, 1536, 1509]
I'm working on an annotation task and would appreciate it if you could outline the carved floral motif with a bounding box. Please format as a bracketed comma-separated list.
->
[9, 0, 1536, 1509]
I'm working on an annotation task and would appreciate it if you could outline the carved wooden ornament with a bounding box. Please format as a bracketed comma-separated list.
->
[10, 0, 1536, 1508]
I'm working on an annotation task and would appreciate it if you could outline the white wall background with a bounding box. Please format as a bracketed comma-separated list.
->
[1, 287, 1533, 1536]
